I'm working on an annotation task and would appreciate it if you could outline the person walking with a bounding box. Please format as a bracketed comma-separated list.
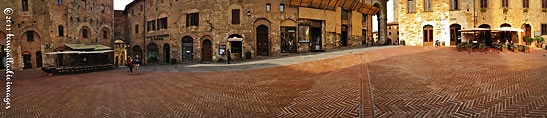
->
[127, 56, 134, 73]
[115, 56, 119, 67]
[134, 55, 141, 73]
[227, 49, 231, 64]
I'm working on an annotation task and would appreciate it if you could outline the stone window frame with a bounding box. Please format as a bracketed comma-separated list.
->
[407, 0, 416, 13]
[157, 17, 168, 30]
[186, 13, 199, 27]
[423, 0, 432, 12]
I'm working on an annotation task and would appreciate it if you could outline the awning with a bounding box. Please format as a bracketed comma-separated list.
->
[65, 44, 112, 50]
[287, 0, 379, 15]
[45, 50, 114, 55]
[492, 27, 524, 32]
[460, 28, 491, 32]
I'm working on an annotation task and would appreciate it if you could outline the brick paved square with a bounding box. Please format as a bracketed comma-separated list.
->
[0, 46, 546, 117]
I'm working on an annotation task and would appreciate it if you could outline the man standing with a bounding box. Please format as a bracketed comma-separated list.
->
[134, 55, 141, 73]
[227, 49, 231, 64]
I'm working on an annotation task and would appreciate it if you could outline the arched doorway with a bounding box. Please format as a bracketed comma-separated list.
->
[181, 36, 193, 62]
[22, 51, 32, 69]
[423, 25, 434, 46]
[36, 51, 42, 68]
[479, 24, 492, 46]
[522, 24, 532, 45]
[163, 44, 170, 63]
[228, 34, 243, 60]
[500, 23, 512, 43]
[147, 43, 159, 63]
[201, 39, 213, 61]
[132, 45, 142, 59]
[256, 25, 269, 56]
[450, 24, 462, 45]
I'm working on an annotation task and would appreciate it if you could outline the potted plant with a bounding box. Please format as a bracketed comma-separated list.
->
[466, 43, 473, 52]
[524, 45, 531, 53]
[536, 37, 545, 48]
[523, 36, 534, 45]
[543, 8, 547, 12]
[523, 8, 529, 12]
[513, 45, 519, 53]
[457, 43, 463, 52]
[479, 44, 486, 52]
[502, 44, 508, 52]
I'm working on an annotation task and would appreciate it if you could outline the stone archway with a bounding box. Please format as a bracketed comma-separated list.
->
[256, 25, 269, 56]
[163, 43, 170, 63]
[373, 2, 387, 45]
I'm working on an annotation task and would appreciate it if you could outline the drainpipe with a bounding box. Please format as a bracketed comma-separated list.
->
[143, 0, 146, 65]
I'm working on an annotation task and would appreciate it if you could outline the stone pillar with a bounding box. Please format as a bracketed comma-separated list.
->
[377, 2, 388, 45]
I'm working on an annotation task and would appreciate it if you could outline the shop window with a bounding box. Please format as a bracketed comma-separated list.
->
[451, 0, 458, 10]
[424, 0, 432, 11]
[232, 9, 240, 24]
[408, 0, 415, 13]
[481, 0, 488, 8]
[266, 4, 271, 11]
[502, 0, 508, 8]
[22, 0, 29, 11]
[186, 13, 199, 26]
[57, 0, 62, 5]
[58, 25, 64, 36]
[26, 31, 34, 42]
[280, 4, 285, 12]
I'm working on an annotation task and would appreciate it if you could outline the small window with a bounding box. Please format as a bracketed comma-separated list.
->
[542, 24, 547, 35]
[22, 0, 29, 11]
[26, 31, 34, 42]
[151, 20, 156, 30]
[101, 4, 105, 13]
[424, 0, 432, 11]
[266, 4, 271, 12]
[451, 0, 459, 10]
[158, 17, 168, 29]
[135, 24, 139, 33]
[232, 9, 240, 24]
[362, 14, 367, 22]
[82, 29, 88, 38]
[58, 25, 64, 36]
[280, 4, 285, 12]
[57, 0, 62, 5]
[186, 13, 199, 26]
[523, 0, 529, 8]
[481, 0, 488, 8]
[408, 0, 415, 13]
[502, 0, 508, 8]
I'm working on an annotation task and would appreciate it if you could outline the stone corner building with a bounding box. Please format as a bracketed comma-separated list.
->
[0, 0, 114, 70]
[398, 0, 547, 47]
[118, 0, 387, 64]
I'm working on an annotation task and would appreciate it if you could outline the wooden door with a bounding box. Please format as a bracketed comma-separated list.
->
[202, 39, 212, 61]
[423, 25, 434, 46]
[36, 51, 42, 68]
[256, 25, 269, 56]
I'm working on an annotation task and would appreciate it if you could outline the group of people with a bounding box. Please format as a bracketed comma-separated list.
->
[127, 55, 141, 73]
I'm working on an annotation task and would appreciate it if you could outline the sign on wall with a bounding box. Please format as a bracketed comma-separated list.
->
[535, 31, 541, 37]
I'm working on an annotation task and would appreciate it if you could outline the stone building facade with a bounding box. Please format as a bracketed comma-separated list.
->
[388, 22, 400, 44]
[398, 0, 547, 47]
[119, 0, 379, 64]
[0, 0, 114, 70]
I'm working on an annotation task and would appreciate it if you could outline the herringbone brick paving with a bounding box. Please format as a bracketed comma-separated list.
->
[1, 46, 546, 117]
